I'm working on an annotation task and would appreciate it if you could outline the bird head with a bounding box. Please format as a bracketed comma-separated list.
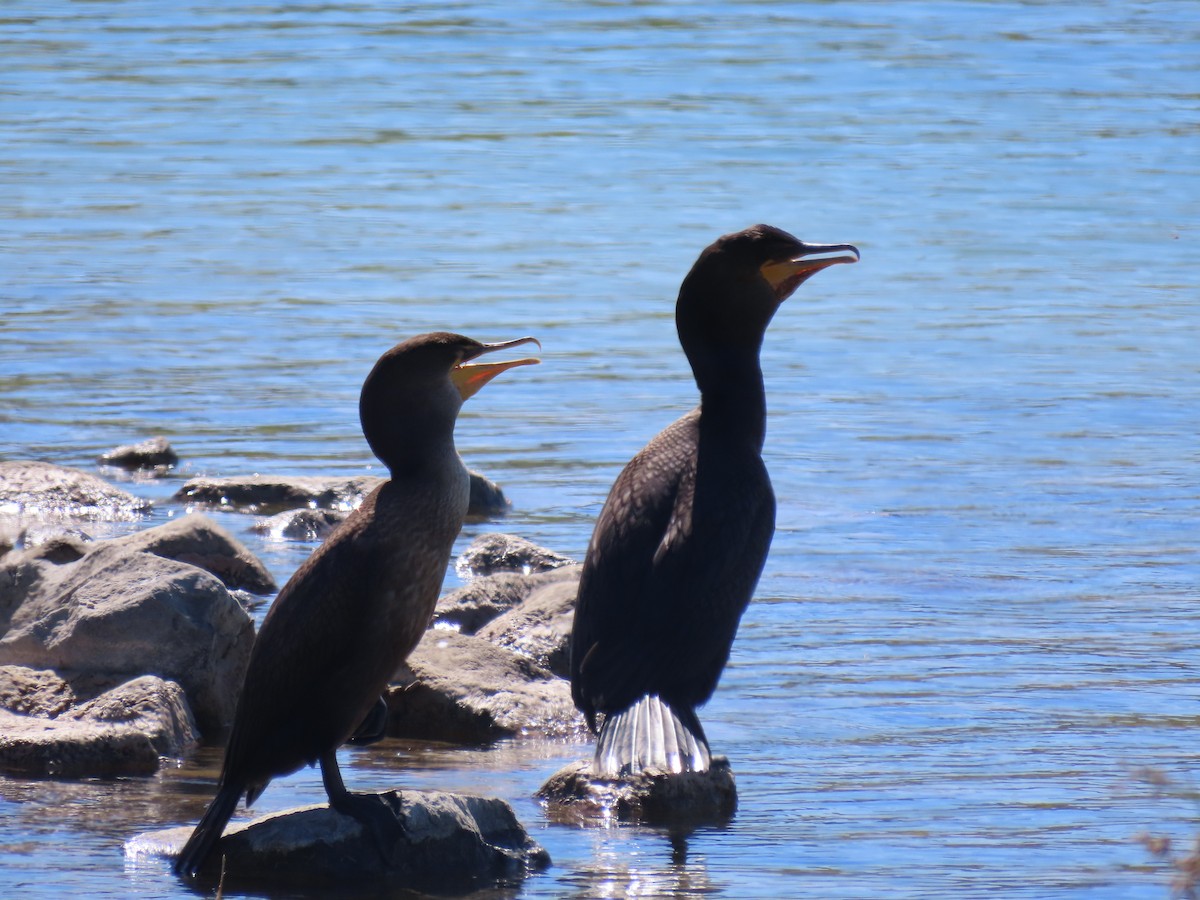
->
[676, 224, 858, 364]
[359, 332, 540, 473]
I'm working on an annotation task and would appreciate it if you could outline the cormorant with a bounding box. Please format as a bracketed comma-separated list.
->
[569, 225, 858, 777]
[175, 331, 539, 877]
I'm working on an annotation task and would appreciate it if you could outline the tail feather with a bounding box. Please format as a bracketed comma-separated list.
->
[593, 695, 710, 778]
[174, 781, 241, 878]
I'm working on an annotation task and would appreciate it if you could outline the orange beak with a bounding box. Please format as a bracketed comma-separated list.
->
[760, 242, 860, 301]
[451, 336, 541, 400]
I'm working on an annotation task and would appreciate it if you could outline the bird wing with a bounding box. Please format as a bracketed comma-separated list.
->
[571, 409, 776, 721]
[222, 512, 389, 787]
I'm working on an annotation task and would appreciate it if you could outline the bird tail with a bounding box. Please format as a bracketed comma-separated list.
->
[174, 781, 241, 878]
[592, 694, 711, 778]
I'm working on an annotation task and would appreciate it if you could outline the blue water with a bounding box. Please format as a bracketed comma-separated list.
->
[2, 1, 1198, 897]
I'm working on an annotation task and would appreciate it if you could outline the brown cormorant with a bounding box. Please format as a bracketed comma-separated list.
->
[569, 225, 858, 777]
[175, 332, 539, 877]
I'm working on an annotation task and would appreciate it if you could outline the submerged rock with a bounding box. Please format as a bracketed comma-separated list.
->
[131, 790, 549, 892]
[173, 474, 383, 516]
[0, 460, 151, 522]
[384, 630, 585, 742]
[537, 757, 738, 827]
[98, 436, 179, 473]
[456, 532, 577, 578]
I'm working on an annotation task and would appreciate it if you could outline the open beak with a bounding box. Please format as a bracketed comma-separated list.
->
[451, 336, 541, 400]
[760, 242, 860, 301]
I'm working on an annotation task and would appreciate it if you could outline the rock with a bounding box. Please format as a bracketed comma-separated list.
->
[173, 474, 384, 516]
[475, 578, 578, 677]
[537, 757, 738, 827]
[99, 436, 179, 472]
[0, 708, 161, 777]
[0, 673, 198, 777]
[107, 513, 276, 593]
[0, 460, 151, 522]
[251, 508, 347, 541]
[455, 533, 577, 578]
[129, 790, 549, 892]
[65, 674, 199, 758]
[175, 471, 512, 519]
[15, 532, 90, 564]
[466, 471, 510, 519]
[384, 630, 585, 742]
[0, 528, 255, 734]
[434, 565, 581, 635]
[0, 664, 76, 717]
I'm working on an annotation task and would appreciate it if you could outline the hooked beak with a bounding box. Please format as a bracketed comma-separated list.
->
[451, 336, 541, 400]
[760, 242, 860, 301]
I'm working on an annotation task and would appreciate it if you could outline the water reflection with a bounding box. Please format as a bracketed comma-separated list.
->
[563, 829, 726, 900]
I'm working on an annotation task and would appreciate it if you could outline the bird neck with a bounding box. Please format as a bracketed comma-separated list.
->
[365, 416, 459, 479]
[694, 348, 768, 450]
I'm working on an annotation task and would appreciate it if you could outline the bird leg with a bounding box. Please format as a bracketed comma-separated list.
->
[319, 749, 401, 863]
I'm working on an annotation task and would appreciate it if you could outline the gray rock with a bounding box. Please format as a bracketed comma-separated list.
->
[0, 673, 198, 777]
[537, 757, 738, 827]
[456, 532, 577, 577]
[107, 513, 276, 593]
[475, 578, 579, 677]
[173, 474, 384, 516]
[99, 436, 179, 472]
[384, 630, 585, 742]
[434, 564, 581, 635]
[0, 460, 151, 522]
[130, 789, 549, 891]
[250, 507, 347, 541]
[0, 527, 255, 734]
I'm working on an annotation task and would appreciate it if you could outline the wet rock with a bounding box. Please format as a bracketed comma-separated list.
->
[174, 471, 509, 519]
[384, 630, 585, 742]
[475, 578, 579, 678]
[0, 460, 151, 522]
[251, 507, 347, 541]
[131, 790, 549, 892]
[0, 708, 160, 776]
[108, 513, 276, 593]
[173, 474, 383, 516]
[434, 564, 581, 635]
[537, 757, 737, 827]
[456, 532, 577, 578]
[466, 471, 511, 519]
[0, 522, 256, 734]
[99, 436, 179, 473]
[0, 673, 198, 777]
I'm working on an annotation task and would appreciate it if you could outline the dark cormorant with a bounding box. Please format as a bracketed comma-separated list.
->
[569, 225, 858, 777]
[175, 332, 539, 877]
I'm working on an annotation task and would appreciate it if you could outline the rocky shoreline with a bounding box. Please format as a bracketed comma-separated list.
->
[1, 446, 733, 890]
